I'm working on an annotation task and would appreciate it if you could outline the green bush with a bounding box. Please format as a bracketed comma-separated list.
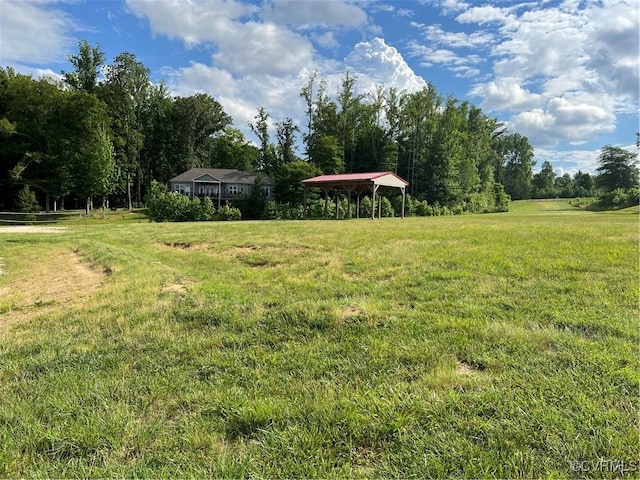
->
[217, 205, 242, 221]
[393, 194, 418, 217]
[494, 183, 511, 212]
[415, 200, 431, 216]
[380, 197, 395, 217]
[15, 186, 40, 213]
[598, 188, 639, 209]
[262, 201, 305, 220]
[306, 199, 327, 218]
[146, 181, 217, 222]
[359, 196, 373, 218]
[569, 197, 597, 208]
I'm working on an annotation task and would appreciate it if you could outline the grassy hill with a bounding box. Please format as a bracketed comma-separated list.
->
[1, 200, 638, 477]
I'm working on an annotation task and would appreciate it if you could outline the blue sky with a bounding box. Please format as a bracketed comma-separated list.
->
[1, 0, 638, 175]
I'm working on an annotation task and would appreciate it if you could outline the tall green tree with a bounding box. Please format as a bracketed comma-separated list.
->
[554, 173, 574, 198]
[100, 52, 149, 209]
[398, 84, 440, 196]
[210, 127, 259, 172]
[275, 117, 300, 168]
[494, 133, 535, 200]
[300, 71, 318, 162]
[308, 135, 343, 174]
[275, 160, 321, 205]
[0, 69, 70, 210]
[169, 93, 231, 174]
[249, 107, 276, 174]
[64, 92, 115, 213]
[61, 40, 105, 94]
[139, 82, 173, 187]
[595, 145, 639, 192]
[532, 161, 556, 198]
[573, 170, 595, 197]
[336, 72, 361, 172]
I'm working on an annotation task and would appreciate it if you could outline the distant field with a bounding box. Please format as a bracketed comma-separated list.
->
[0, 200, 638, 477]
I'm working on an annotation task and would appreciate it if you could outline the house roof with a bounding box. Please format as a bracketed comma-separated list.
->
[302, 171, 408, 188]
[170, 168, 274, 185]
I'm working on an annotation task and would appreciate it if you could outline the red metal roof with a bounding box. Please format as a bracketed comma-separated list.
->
[302, 171, 407, 184]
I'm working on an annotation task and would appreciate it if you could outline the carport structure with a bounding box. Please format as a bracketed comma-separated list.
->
[302, 172, 409, 219]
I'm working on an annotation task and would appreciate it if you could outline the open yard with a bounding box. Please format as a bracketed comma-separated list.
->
[0, 201, 638, 477]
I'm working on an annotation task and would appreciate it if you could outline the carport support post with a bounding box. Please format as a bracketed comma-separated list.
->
[378, 190, 382, 218]
[335, 190, 340, 219]
[401, 186, 406, 219]
[322, 188, 330, 218]
[345, 187, 353, 219]
[371, 184, 378, 219]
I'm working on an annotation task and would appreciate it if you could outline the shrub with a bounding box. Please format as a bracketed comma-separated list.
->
[380, 197, 395, 217]
[217, 205, 242, 221]
[569, 197, 597, 208]
[359, 196, 373, 218]
[16, 186, 40, 213]
[146, 181, 216, 222]
[494, 184, 511, 212]
[306, 199, 328, 219]
[598, 188, 640, 209]
[262, 201, 305, 220]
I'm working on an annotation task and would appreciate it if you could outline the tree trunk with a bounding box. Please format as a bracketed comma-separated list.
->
[127, 171, 133, 211]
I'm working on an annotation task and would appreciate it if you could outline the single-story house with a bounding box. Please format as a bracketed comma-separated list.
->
[169, 168, 275, 207]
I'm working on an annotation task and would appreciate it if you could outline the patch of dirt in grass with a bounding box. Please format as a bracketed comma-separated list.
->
[0, 226, 68, 234]
[161, 279, 192, 295]
[163, 241, 210, 250]
[456, 360, 482, 375]
[229, 245, 260, 254]
[0, 250, 106, 328]
[338, 306, 364, 322]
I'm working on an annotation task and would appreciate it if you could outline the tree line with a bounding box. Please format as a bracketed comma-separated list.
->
[1, 40, 637, 215]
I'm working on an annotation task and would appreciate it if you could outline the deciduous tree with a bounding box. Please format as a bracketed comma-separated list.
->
[595, 145, 639, 192]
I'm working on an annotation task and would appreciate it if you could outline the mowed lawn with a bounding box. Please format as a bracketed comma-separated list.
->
[0, 201, 638, 477]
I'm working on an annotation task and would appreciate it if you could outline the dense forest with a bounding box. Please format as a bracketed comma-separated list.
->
[1, 41, 637, 216]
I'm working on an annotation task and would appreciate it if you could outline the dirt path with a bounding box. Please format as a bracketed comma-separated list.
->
[0, 250, 105, 328]
[0, 226, 68, 233]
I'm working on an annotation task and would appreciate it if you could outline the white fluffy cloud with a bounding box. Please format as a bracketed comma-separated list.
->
[449, 0, 638, 148]
[0, 0, 75, 65]
[345, 38, 426, 93]
[456, 5, 514, 25]
[407, 20, 489, 79]
[261, 0, 368, 29]
[509, 96, 616, 147]
[416, 23, 494, 48]
[471, 79, 545, 111]
[126, 0, 314, 75]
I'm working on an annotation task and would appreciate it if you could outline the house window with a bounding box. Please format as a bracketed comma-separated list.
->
[261, 186, 271, 197]
[227, 185, 239, 195]
[174, 184, 190, 195]
[198, 185, 219, 196]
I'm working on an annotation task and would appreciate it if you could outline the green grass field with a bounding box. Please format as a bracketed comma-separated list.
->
[1, 200, 638, 477]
